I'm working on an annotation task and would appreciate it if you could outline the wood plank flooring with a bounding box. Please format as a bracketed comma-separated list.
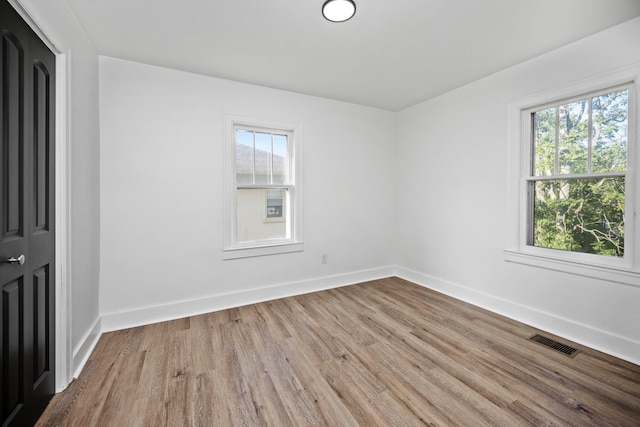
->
[36, 277, 640, 426]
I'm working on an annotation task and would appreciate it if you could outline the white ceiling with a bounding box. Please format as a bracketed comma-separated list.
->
[65, 0, 640, 111]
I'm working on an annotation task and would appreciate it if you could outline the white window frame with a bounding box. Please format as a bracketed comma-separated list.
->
[505, 67, 640, 287]
[223, 114, 303, 260]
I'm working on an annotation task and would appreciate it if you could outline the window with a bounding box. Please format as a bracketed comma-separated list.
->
[224, 116, 303, 259]
[506, 72, 639, 285]
[528, 86, 629, 257]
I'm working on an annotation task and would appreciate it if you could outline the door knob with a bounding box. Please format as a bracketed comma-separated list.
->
[6, 254, 25, 265]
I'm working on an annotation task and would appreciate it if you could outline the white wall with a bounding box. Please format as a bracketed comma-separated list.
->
[396, 17, 640, 364]
[98, 56, 396, 329]
[17, 0, 102, 385]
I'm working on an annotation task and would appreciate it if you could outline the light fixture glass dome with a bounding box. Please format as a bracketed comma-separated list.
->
[322, 0, 356, 22]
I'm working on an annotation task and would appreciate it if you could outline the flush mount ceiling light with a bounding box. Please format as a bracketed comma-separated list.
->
[322, 0, 356, 22]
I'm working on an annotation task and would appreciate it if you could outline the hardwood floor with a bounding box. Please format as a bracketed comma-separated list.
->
[37, 277, 640, 426]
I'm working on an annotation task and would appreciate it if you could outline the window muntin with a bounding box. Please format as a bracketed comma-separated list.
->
[527, 86, 630, 258]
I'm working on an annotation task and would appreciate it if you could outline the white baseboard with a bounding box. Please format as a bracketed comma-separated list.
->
[72, 316, 102, 379]
[101, 266, 396, 333]
[396, 265, 640, 366]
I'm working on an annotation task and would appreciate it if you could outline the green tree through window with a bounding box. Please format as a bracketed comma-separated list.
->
[530, 88, 628, 257]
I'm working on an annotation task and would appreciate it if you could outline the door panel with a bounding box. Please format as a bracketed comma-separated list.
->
[2, 33, 24, 240]
[1, 0, 56, 425]
[34, 62, 51, 233]
[33, 266, 50, 383]
[2, 278, 24, 422]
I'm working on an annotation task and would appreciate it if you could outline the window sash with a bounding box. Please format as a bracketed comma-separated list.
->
[234, 125, 292, 187]
[528, 84, 630, 179]
[525, 175, 626, 257]
[236, 187, 294, 247]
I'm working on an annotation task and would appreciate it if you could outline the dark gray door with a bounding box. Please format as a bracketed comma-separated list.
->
[1, 0, 56, 425]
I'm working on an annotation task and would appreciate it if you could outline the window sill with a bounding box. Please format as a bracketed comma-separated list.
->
[223, 242, 304, 260]
[504, 249, 640, 288]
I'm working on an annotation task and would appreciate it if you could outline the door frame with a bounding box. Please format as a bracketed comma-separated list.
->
[8, 0, 72, 391]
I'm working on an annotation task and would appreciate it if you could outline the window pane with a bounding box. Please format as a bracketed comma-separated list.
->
[236, 188, 288, 243]
[272, 134, 288, 185]
[592, 90, 628, 173]
[558, 100, 588, 174]
[254, 132, 272, 185]
[533, 107, 556, 176]
[532, 177, 624, 257]
[235, 130, 254, 185]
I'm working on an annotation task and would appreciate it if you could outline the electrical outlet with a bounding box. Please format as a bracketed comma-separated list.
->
[321, 254, 328, 264]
